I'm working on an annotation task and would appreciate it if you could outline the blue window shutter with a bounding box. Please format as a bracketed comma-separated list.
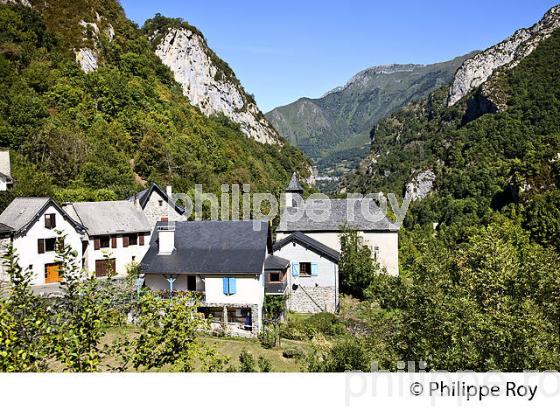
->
[311, 262, 318, 276]
[291, 262, 299, 277]
[229, 277, 237, 294]
[223, 277, 229, 295]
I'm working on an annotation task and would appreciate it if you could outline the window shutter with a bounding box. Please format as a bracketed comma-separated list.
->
[123, 235, 129, 247]
[111, 236, 117, 248]
[311, 262, 318, 276]
[38, 239, 45, 254]
[52, 214, 56, 228]
[291, 262, 299, 277]
[139, 233, 145, 246]
[94, 238, 100, 250]
[222, 277, 229, 295]
[44, 215, 49, 228]
[229, 277, 237, 295]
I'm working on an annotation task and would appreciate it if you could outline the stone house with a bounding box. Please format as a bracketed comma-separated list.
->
[130, 183, 187, 228]
[269, 231, 340, 313]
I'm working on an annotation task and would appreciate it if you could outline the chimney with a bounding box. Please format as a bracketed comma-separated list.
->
[158, 221, 175, 255]
[165, 185, 173, 219]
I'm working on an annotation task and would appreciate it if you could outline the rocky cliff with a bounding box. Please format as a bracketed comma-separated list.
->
[152, 26, 282, 145]
[448, 5, 560, 106]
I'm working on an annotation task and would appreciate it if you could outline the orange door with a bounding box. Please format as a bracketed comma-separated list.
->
[45, 263, 61, 283]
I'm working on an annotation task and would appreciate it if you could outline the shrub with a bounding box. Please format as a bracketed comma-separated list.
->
[258, 325, 277, 349]
[238, 349, 257, 372]
[258, 356, 272, 372]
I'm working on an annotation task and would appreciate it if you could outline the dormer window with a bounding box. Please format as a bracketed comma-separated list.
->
[44, 213, 56, 229]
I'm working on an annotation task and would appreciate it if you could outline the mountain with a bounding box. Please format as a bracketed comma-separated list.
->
[0, 0, 311, 209]
[341, 5, 560, 248]
[265, 55, 473, 178]
[145, 15, 282, 145]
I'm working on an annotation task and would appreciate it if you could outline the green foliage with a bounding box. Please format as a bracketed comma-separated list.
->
[0, 3, 310, 209]
[52, 234, 108, 371]
[130, 292, 224, 372]
[307, 337, 370, 372]
[263, 294, 287, 320]
[0, 243, 50, 371]
[280, 313, 346, 341]
[257, 356, 272, 372]
[399, 219, 560, 370]
[339, 230, 383, 299]
[238, 348, 257, 372]
[343, 29, 560, 249]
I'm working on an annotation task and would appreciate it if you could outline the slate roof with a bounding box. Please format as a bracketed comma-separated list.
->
[130, 183, 185, 215]
[264, 254, 290, 271]
[65, 201, 151, 236]
[273, 231, 340, 263]
[141, 220, 271, 275]
[0, 197, 85, 235]
[0, 222, 13, 236]
[285, 172, 303, 193]
[278, 198, 400, 232]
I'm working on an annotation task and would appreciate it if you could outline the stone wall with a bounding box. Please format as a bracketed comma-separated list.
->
[287, 286, 337, 313]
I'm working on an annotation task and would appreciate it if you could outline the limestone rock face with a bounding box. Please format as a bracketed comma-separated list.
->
[405, 170, 435, 201]
[75, 48, 98, 73]
[0, 0, 31, 6]
[448, 5, 560, 106]
[154, 27, 282, 145]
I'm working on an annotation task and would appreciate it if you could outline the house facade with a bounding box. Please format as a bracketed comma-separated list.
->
[0, 198, 86, 285]
[269, 232, 340, 313]
[64, 201, 152, 277]
[0, 150, 13, 191]
[130, 183, 187, 228]
[140, 220, 271, 335]
[277, 174, 400, 276]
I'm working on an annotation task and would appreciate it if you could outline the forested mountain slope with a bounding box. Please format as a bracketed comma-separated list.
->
[266, 54, 473, 176]
[0, 1, 310, 210]
[341, 5, 560, 248]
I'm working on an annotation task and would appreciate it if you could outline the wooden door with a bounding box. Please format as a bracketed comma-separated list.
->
[95, 258, 116, 277]
[45, 263, 61, 283]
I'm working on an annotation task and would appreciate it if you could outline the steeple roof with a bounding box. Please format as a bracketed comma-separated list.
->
[285, 172, 303, 193]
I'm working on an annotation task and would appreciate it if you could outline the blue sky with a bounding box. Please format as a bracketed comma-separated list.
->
[121, 0, 559, 112]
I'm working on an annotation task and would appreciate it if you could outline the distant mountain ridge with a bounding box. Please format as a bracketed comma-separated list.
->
[266, 54, 475, 178]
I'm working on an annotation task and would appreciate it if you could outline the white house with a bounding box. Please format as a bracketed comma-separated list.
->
[0, 150, 13, 191]
[130, 183, 187, 228]
[140, 220, 271, 335]
[0, 197, 86, 285]
[277, 173, 400, 276]
[63, 201, 152, 277]
[269, 231, 340, 313]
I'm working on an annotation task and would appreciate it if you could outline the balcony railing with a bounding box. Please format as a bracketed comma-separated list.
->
[265, 280, 287, 294]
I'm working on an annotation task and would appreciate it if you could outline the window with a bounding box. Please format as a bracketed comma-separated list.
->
[299, 262, 311, 277]
[222, 277, 237, 295]
[158, 200, 163, 207]
[269, 272, 282, 282]
[128, 233, 138, 246]
[28, 265, 33, 271]
[44, 213, 56, 229]
[374, 246, 380, 261]
[100, 236, 110, 248]
[38, 238, 57, 254]
[95, 258, 116, 277]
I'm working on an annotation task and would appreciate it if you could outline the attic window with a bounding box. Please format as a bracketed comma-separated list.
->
[299, 262, 311, 277]
[158, 200, 163, 207]
[44, 214, 56, 229]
